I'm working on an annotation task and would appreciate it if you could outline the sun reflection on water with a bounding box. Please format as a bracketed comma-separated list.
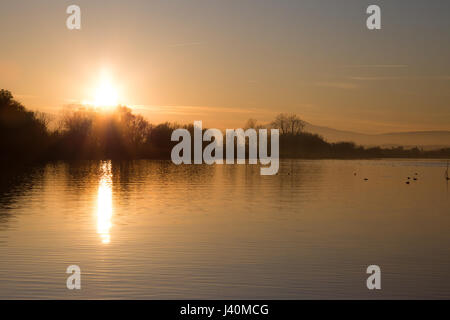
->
[97, 161, 113, 244]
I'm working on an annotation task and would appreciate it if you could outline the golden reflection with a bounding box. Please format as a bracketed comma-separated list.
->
[97, 161, 113, 244]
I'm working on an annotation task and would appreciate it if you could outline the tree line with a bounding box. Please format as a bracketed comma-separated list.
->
[1, 89, 449, 163]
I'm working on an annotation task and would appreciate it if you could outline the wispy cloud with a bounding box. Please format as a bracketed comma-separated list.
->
[349, 75, 450, 81]
[314, 82, 358, 89]
[341, 64, 408, 69]
[168, 41, 204, 48]
[132, 104, 262, 114]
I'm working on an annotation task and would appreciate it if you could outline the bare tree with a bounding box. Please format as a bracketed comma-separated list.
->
[286, 113, 305, 135]
[35, 111, 52, 129]
[271, 113, 305, 135]
[244, 118, 258, 130]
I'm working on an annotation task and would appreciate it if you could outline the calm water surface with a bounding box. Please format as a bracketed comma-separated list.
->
[0, 159, 449, 299]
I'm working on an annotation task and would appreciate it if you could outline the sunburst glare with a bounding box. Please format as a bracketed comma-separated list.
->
[91, 71, 120, 108]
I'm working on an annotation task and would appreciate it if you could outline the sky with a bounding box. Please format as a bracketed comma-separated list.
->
[1, 0, 449, 133]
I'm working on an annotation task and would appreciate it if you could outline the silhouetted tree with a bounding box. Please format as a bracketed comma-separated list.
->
[271, 113, 305, 135]
[0, 90, 49, 161]
[244, 118, 258, 130]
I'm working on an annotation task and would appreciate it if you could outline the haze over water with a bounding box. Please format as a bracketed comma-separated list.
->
[0, 159, 449, 299]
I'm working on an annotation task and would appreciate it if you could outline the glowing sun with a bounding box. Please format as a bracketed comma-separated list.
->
[92, 72, 120, 108]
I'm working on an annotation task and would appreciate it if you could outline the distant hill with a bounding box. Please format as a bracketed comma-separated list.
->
[303, 122, 450, 150]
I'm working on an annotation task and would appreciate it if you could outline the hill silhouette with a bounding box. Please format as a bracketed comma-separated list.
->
[303, 122, 450, 149]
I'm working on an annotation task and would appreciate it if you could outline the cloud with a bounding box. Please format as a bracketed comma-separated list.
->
[168, 41, 204, 48]
[314, 82, 358, 89]
[349, 75, 450, 81]
[131, 104, 268, 115]
[341, 65, 408, 68]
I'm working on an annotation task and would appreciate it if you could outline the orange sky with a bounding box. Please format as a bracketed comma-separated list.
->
[1, 0, 450, 133]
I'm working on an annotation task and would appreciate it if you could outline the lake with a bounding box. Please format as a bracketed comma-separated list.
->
[0, 159, 449, 299]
